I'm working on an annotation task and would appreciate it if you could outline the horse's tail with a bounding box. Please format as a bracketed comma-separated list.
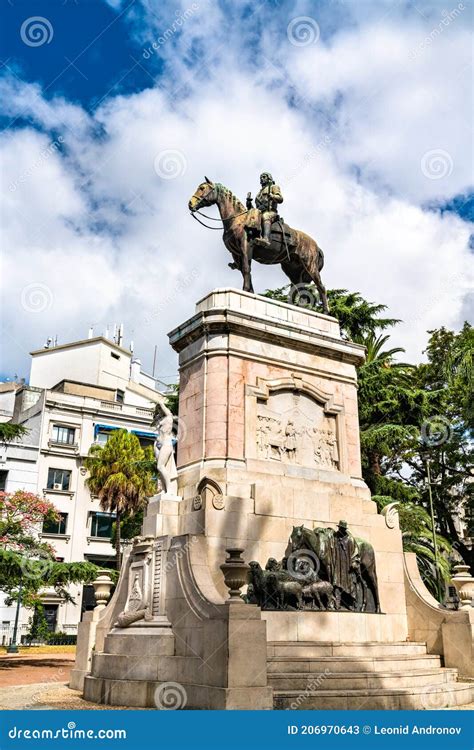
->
[318, 246, 324, 272]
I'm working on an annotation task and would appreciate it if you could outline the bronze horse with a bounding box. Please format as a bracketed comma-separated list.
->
[289, 525, 381, 613]
[188, 179, 329, 314]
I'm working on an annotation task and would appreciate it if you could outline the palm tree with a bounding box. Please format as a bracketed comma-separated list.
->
[354, 332, 405, 364]
[84, 430, 155, 570]
[375, 497, 452, 600]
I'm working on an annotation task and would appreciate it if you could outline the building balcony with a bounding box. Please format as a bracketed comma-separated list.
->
[100, 400, 122, 412]
[99, 401, 155, 419]
[43, 487, 74, 498]
[40, 533, 71, 543]
[45, 440, 80, 456]
[86, 536, 115, 545]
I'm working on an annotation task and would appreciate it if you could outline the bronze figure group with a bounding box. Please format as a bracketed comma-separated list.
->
[247, 521, 381, 613]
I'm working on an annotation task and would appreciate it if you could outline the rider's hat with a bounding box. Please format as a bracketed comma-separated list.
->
[337, 520, 348, 529]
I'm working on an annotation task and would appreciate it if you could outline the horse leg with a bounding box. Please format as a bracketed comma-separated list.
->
[367, 565, 381, 613]
[241, 232, 254, 294]
[360, 578, 367, 612]
[361, 551, 381, 613]
[306, 258, 329, 315]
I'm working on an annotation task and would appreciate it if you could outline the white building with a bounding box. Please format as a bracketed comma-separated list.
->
[0, 335, 164, 640]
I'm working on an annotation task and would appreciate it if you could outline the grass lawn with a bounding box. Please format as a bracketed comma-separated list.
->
[0, 645, 76, 654]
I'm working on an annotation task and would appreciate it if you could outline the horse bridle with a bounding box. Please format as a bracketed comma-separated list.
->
[189, 184, 249, 230]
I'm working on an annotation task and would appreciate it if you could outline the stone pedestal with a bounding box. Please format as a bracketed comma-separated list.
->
[167, 289, 407, 629]
[142, 493, 181, 537]
[76, 289, 474, 709]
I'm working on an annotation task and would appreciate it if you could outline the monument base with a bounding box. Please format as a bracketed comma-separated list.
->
[76, 290, 474, 710]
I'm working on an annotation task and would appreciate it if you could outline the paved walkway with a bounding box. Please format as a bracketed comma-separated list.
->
[0, 653, 471, 711]
[0, 683, 140, 710]
[0, 652, 75, 688]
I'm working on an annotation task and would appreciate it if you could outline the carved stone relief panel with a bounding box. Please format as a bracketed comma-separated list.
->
[256, 390, 339, 470]
[115, 537, 153, 628]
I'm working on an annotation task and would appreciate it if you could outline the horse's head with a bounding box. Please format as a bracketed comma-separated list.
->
[188, 177, 217, 212]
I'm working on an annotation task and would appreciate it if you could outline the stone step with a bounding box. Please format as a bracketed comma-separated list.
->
[273, 682, 474, 710]
[268, 668, 459, 691]
[267, 641, 428, 658]
[267, 654, 442, 673]
[91, 652, 202, 683]
[104, 630, 174, 656]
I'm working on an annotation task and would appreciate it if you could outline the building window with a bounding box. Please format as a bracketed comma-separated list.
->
[96, 429, 111, 445]
[43, 512, 68, 535]
[138, 436, 154, 450]
[116, 389, 124, 403]
[47, 468, 71, 491]
[51, 425, 76, 444]
[111, 352, 120, 360]
[90, 511, 115, 538]
[0, 470, 7, 491]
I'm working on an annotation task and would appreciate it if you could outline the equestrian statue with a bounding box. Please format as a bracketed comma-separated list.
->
[188, 173, 329, 314]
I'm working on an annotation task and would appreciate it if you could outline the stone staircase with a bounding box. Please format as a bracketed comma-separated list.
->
[268, 641, 474, 710]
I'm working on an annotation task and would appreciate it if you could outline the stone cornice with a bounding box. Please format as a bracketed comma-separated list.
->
[169, 292, 365, 367]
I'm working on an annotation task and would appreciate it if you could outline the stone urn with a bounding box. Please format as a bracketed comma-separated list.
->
[92, 570, 114, 611]
[451, 564, 474, 609]
[220, 548, 250, 600]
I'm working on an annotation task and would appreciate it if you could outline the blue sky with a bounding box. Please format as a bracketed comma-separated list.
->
[2, 0, 155, 109]
[1, 0, 473, 382]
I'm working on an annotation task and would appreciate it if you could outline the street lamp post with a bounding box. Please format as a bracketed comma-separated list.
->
[7, 581, 23, 654]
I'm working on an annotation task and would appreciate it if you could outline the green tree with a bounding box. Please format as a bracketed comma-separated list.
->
[264, 285, 471, 598]
[111, 509, 144, 549]
[0, 423, 27, 445]
[401, 324, 473, 571]
[0, 490, 102, 611]
[263, 286, 399, 340]
[84, 430, 155, 570]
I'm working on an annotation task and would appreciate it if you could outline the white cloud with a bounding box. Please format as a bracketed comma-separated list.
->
[1, 2, 472, 382]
